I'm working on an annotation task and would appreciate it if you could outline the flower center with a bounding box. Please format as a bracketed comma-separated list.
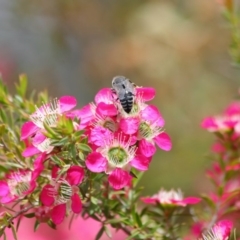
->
[157, 189, 183, 204]
[139, 122, 152, 138]
[103, 119, 117, 132]
[33, 138, 53, 153]
[57, 182, 72, 204]
[8, 172, 31, 197]
[131, 103, 139, 113]
[108, 147, 128, 168]
[30, 98, 61, 129]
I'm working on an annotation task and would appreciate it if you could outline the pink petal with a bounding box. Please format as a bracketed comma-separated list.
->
[22, 146, 41, 157]
[28, 181, 37, 194]
[114, 131, 137, 145]
[211, 142, 225, 153]
[20, 121, 39, 140]
[52, 165, 60, 179]
[201, 117, 218, 130]
[130, 155, 151, 171]
[0, 181, 9, 197]
[59, 96, 77, 112]
[90, 126, 113, 146]
[51, 204, 66, 225]
[141, 197, 158, 204]
[140, 105, 165, 127]
[33, 153, 46, 170]
[225, 102, 240, 116]
[119, 117, 140, 135]
[136, 87, 156, 101]
[67, 104, 94, 126]
[108, 168, 131, 190]
[213, 220, 233, 238]
[71, 193, 82, 213]
[154, 132, 172, 151]
[181, 197, 201, 205]
[0, 195, 16, 204]
[96, 102, 117, 116]
[32, 132, 47, 146]
[32, 154, 45, 180]
[66, 166, 85, 186]
[139, 139, 156, 157]
[40, 184, 55, 206]
[94, 88, 112, 104]
[86, 152, 107, 173]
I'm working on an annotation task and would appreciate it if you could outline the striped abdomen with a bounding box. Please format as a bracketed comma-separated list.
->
[119, 91, 134, 113]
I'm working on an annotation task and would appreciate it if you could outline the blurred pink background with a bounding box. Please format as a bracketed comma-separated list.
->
[5, 217, 125, 240]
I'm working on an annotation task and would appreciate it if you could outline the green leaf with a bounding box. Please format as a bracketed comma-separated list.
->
[106, 218, 127, 224]
[95, 226, 105, 240]
[104, 226, 112, 238]
[70, 144, 76, 158]
[16, 217, 21, 232]
[16, 74, 28, 97]
[130, 171, 138, 179]
[24, 213, 35, 218]
[10, 224, 18, 240]
[51, 155, 64, 166]
[51, 137, 69, 146]
[127, 229, 141, 240]
[91, 196, 99, 205]
[72, 130, 84, 140]
[201, 194, 216, 210]
[78, 151, 85, 161]
[0, 108, 7, 123]
[47, 220, 56, 230]
[77, 143, 92, 153]
[89, 214, 101, 222]
[65, 118, 74, 134]
[43, 122, 61, 139]
[34, 220, 40, 232]
[131, 209, 142, 228]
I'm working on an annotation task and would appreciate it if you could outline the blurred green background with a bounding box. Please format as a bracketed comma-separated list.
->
[0, 0, 239, 196]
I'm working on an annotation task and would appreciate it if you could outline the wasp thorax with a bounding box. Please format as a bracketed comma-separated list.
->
[108, 147, 128, 167]
[112, 76, 126, 86]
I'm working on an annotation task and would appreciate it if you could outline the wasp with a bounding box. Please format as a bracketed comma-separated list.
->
[111, 76, 136, 114]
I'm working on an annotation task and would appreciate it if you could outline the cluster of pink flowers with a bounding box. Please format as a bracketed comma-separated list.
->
[72, 86, 172, 190]
[0, 96, 83, 225]
[200, 100, 239, 237]
[0, 82, 172, 226]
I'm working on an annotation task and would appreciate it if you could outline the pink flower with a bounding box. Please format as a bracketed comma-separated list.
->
[137, 105, 172, 157]
[201, 101, 240, 134]
[0, 154, 44, 203]
[89, 125, 114, 147]
[67, 103, 95, 129]
[141, 188, 201, 207]
[86, 136, 151, 190]
[201, 220, 233, 240]
[40, 165, 84, 224]
[21, 96, 77, 156]
[35, 206, 51, 222]
[94, 88, 118, 116]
